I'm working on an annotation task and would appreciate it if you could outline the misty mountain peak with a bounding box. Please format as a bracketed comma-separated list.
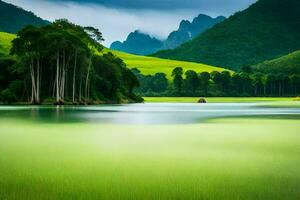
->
[110, 13, 225, 55]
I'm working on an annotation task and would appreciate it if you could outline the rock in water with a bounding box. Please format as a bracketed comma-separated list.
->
[198, 98, 207, 103]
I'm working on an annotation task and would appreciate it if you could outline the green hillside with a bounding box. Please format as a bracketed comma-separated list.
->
[0, 32, 226, 78]
[0, 0, 49, 34]
[254, 50, 300, 75]
[153, 0, 300, 70]
[0, 32, 15, 56]
[104, 49, 226, 78]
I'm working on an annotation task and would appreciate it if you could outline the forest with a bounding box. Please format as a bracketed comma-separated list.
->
[0, 20, 142, 104]
[133, 67, 300, 97]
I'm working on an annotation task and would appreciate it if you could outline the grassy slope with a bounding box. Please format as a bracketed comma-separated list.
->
[1, 117, 300, 199]
[103, 49, 227, 78]
[254, 50, 300, 74]
[0, 32, 226, 78]
[0, 32, 15, 55]
[153, 0, 300, 70]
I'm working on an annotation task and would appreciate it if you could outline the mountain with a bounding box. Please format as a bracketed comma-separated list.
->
[0, 0, 49, 34]
[110, 31, 163, 55]
[110, 14, 225, 55]
[254, 50, 300, 75]
[163, 14, 225, 49]
[153, 0, 300, 70]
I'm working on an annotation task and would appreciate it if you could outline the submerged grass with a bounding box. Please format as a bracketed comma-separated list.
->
[0, 117, 300, 199]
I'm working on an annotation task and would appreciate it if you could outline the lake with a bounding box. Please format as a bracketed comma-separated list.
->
[1, 102, 300, 124]
[1, 103, 300, 199]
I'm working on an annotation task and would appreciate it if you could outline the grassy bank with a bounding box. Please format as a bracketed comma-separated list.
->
[0, 117, 300, 199]
[143, 97, 296, 103]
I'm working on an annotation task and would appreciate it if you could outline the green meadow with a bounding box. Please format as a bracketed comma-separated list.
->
[1, 115, 300, 200]
[97, 48, 226, 78]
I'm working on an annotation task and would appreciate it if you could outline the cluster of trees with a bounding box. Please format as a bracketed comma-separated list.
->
[133, 66, 300, 97]
[0, 20, 142, 104]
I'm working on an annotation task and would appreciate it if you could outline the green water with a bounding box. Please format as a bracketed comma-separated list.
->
[0, 103, 300, 199]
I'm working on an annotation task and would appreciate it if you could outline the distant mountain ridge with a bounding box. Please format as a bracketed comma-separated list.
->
[110, 31, 163, 56]
[0, 0, 49, 34]
[153, 0, 300, 70]
[110, 14, 225, 55]
[163, 14, 225, 50]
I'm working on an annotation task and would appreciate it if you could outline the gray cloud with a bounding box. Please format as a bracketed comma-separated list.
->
[47, 0, 256, 11]
[6, 0, 256, 46]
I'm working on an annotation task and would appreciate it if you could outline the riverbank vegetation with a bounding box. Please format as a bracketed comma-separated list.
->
[0, 20, 142, 104]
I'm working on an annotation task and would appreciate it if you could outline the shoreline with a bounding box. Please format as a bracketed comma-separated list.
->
[1, 97, 299, 105]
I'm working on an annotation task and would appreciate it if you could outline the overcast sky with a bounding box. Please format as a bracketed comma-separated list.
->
[6, 0, 256, 46]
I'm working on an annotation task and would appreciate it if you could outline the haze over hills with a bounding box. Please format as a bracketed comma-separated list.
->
[153, 0, 300, 70]
[0, 0, 49, 34]
[110, 14, 225, 55]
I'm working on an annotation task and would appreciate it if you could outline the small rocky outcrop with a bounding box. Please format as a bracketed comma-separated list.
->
[198, 98, 207, 103]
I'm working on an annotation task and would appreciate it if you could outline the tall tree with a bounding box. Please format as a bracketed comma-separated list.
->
[199, 72, 210, 95]
[172, 67, 183, 93]
[11, 26, 43, 104]
[185, 70, 199, 94]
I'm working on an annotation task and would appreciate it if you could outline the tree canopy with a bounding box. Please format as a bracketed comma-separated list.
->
[0, 20, 142, 104]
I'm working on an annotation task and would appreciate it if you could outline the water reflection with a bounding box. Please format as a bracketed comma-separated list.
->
[0, 103, 300, 125]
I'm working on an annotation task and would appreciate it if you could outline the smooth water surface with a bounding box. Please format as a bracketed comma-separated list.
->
[1, 103, 300, 124]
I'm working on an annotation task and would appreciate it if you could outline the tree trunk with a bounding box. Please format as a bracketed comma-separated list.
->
[85, 55, 92, 104]
[79, 77, 82, 103]
[30, 60, 37, 104]
[56, 51, 60, 103]
[72, 51, 77, 103]
[36, 58, 40, 103]
[279, 83, 282, 97]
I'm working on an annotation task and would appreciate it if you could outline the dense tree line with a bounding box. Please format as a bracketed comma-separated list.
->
[0, 20, 142, 104]
[133, 67, 300, 97]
